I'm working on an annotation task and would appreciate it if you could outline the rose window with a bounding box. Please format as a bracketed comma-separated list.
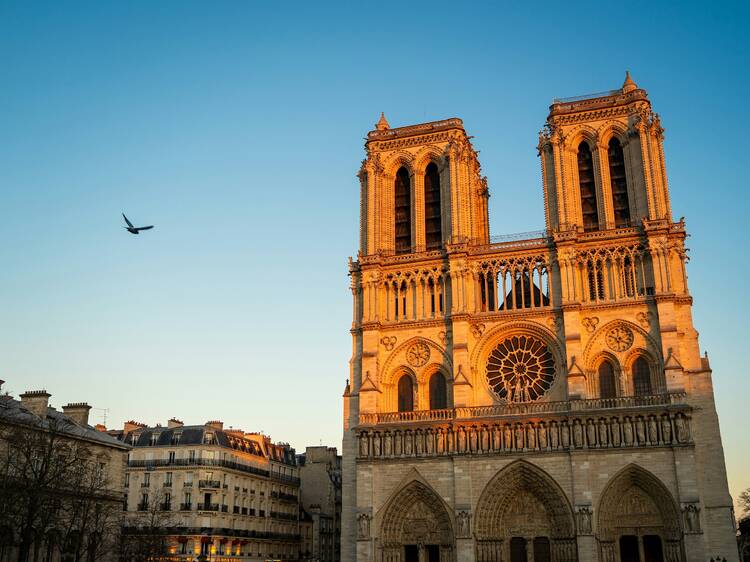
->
[606, 326, 634, 352]
[486, 335, 555, 402]
[406, 342, 430, 367]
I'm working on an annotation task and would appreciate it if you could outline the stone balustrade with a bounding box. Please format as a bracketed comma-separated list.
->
[356, 396, 691, 460]
[359, 392, 687, 426]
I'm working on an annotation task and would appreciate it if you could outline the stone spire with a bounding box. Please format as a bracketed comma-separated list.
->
[375, 112, 390, 131]
[622, 70, 638, 93]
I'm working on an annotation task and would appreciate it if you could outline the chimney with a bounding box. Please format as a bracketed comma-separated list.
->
[62, 402, 91, 426]
[168, 418, 184, 429]
[94, 423, 107, 432]
[19, 390, 51, 417]
[0, 380, 4, 393]
[206, 420, 224, 430]
[124, 420, 145, 433]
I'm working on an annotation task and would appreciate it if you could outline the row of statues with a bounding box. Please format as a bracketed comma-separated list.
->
[358, 412, 691, 458]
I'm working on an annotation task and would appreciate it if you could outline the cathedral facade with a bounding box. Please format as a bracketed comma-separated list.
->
[341, 75, 738, 562]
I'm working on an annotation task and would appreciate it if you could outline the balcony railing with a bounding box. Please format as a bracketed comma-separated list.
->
[137, 503, 148, 511]
[179, 503, 192, 511]
[196, 503, 219, 512]
[140, 482, 150, 488]
[126, 457, 270, 479]
[198, 480, 221, 489]
[160, 502, 171, 511]
[359, 392, 688, 426]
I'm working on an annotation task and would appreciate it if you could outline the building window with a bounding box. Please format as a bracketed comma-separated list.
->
[429, 372, 447, 410]
[189, 450, 196, 462]
[150, 433, 160, 446]
[143, 473, 150, 486]
[598, 361, 617, 399]
[424, 162, 442, 250]
[608, 137, 631, 227]
[124, 473, 129, 488]
[394, 167, 412, 254]
[397, 375, 414, 412]
[577, 141, 599, 231]
[633, 357, 652, 396]
[168, 451, 175, 463]
[165, 472, 173, 486]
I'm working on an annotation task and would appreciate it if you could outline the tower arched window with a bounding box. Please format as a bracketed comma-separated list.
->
[598, 360, 617, 399]
[429, 372, 447, 410]
[608, 138, 631, 227]
[577, 141, 599, 232]
[397, 375, 414, 412]
[424, 162, 442, 250]
[394, 167, 412, 254]
[632, 357, 652, 396]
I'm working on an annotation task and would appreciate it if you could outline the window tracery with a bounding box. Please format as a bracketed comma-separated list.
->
[424, 162, 442, 250]
[395, 167, 412, 254]
[486, 335, 556, 402]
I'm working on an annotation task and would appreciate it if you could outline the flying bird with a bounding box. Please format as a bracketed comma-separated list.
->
[122, 213, 154, 235]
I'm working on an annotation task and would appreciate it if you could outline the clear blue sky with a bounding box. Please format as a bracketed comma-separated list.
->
[1, 1, 748, 504]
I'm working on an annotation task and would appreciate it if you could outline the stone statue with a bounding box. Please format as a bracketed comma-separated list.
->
[648, 416, 659, 444]
[598, 418, 608, 447]
[504, 425, 513, 450]
[456, 510, 471, 538]
[683, 503, 701, 533]
[573, 420, 583, 448]
[539, 423, 548, 449]
[635, 417, 646, 444]
[623, 417, 633, 446]
[550, 422, 559, 449]
[675, 415, 689, 443]
[610, 418, 621, 447]
[586, 419, 596, 447]
[384, 432, 393, 456]
[561, 421, 570, 448]
[359, 433, 369, 457]
[577, 506, 592, 534]
[373, 432, 381, 457]
[527, 423, 537, 450]
[357, 513, 371, 539]
[661, 415, 672, 444]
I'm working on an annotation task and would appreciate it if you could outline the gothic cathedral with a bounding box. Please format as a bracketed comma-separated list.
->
[341, 74, 738, 562]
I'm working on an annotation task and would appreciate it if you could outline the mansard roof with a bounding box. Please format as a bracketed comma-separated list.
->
[0, 393, 129, 450]
[113, 423, 297, 466]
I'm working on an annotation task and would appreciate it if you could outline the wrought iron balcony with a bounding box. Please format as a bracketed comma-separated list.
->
[179, 503, 192, 511]
[196, 503, 219, 512]
[160, 502, 171, 511]
[136, 502, 148, 511]
[198, 480, 221, 489]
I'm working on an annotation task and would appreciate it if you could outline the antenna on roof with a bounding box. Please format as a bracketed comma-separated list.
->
[92, 407, 109, 427]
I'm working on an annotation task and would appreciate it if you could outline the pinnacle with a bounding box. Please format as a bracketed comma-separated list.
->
[376, 112, 390, 131]
[622, 70, 637, 93]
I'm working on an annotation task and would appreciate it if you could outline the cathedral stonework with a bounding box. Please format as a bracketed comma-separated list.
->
[342, 76, 738, 562]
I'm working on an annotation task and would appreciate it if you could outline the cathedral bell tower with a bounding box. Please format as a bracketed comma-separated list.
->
[342, 75, 738, 562]
[357, 114, 489, 256]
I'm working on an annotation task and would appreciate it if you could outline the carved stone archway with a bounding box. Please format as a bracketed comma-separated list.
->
[597, 464, 683, 562]
[474, 460, 577, 562]
[378, 480, 454, 562]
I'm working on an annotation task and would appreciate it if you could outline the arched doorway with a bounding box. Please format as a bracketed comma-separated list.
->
[597, 465, 683, 562]
[474, 461, 577, 562]
[379, 480, 454, 562]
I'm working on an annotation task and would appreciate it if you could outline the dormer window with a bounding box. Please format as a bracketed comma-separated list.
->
[204, 432, 215, 445]
[171, 432, 182, 445]
[150, 433, 160, 446]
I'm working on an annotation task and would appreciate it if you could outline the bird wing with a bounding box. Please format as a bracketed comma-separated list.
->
[122, 213, 134, 228]
[136, 225, 154, 231]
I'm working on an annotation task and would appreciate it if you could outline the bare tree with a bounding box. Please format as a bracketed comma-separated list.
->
[121, 488, 184, 562]
[0, 417, 123, 562]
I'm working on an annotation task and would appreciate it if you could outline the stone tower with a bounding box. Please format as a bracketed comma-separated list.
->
[342, 75, 738, 562]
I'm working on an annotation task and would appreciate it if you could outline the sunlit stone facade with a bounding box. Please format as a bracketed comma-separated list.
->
[342, 75, 738, 562]
[117, 419, 300, 562]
